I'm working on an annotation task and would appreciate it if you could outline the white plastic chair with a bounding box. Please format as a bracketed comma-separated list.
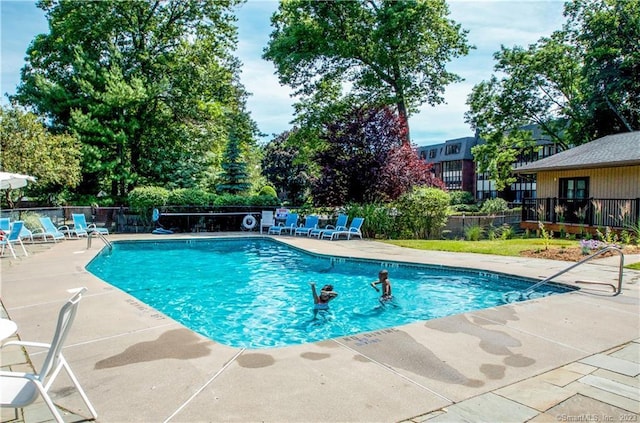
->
[0, 287, 98, 422]
[260, 210, 275, 234]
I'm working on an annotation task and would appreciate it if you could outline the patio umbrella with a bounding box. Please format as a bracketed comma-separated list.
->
[0, 172, 37, 190]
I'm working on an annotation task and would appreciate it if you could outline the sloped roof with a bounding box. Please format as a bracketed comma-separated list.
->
[514, 131, 640, 173]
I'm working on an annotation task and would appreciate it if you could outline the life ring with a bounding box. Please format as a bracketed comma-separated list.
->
[242, 214, 257, 230]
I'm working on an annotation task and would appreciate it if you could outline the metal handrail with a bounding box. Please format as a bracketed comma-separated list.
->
[87, 231, 112, 250]
[524, 246, 624, 296]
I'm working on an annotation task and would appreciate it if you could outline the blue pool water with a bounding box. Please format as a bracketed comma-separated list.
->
[87, 238, 572, 348]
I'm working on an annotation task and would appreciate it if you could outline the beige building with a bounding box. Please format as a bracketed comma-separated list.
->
[514, 131, 640, 233]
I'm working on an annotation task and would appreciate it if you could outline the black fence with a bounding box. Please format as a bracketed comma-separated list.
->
[522, 198, 640, 229]
[0, 205, 284, 233]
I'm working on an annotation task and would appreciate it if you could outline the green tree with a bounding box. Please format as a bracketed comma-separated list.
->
[217, 130, 250, 195]
[263, 0, 471, 144]
[261, 130, 312, 205]
[565, 0, 640, 137]
[465, 0, 639, 190]
[0, 104, 81, 207]
[14, 0, 256, 198]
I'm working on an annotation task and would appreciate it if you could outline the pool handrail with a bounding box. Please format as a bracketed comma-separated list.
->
[524, 246, 624, 296]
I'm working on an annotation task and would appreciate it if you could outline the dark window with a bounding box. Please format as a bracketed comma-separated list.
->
[429, 149, 437, 158]
[445, 143, 461, 155]
[559, 177, 589, 199]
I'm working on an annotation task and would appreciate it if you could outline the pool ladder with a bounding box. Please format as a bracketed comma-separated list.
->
[87, 231, 112, 250]
[504, 246, 624, 302]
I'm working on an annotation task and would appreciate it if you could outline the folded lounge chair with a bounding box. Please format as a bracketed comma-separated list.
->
[32, 217, 66, 242]
[268, 213, 299, 235]
[309, 214, 348, 238]
[294, 215, 319, 236]
[322, 217, 365, 240]
[0, 287, 98, 423]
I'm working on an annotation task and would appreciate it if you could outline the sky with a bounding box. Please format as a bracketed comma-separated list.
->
[1, 0, 567, 146]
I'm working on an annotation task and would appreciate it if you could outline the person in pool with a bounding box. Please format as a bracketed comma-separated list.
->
[310, 282, 338, 312]
[371, 269, 392, 301]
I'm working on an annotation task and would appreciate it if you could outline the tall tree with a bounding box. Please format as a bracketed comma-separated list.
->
[217, 129, 251, 194]
[0, 104, 81, 207]
[263, 0, 471, 144]
[465, 0, 639, 190]
[565, 0, 640, 137]
[14, 0, 256, 198]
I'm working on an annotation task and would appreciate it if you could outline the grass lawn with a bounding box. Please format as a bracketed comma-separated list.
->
[381, 238, 576, 256]
[628, 262, 640, 270]
[382, 238, 640, 271]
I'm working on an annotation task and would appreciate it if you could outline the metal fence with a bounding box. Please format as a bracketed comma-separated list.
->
[522, 198, 640, 228]
[443, 210, 522, 238]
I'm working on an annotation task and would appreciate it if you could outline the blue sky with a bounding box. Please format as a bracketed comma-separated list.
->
[1, 0, 566, 146]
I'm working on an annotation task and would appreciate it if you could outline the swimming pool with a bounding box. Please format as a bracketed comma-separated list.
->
[87, 238, 572, 348]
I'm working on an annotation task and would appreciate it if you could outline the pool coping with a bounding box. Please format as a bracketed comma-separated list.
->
[1, 233, 639, 422]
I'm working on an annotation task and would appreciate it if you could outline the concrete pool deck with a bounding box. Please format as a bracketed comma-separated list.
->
[1, 233, 638, 422]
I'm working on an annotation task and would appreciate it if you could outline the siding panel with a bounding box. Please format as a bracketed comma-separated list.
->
[535, 166, 640, 198]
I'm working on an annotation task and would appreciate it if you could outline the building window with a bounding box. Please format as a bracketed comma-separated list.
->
[420, 150, 426, 160]
[429, 149, 437, 158]
[445, 143, 461, 155]
[559, 177, 589, 199]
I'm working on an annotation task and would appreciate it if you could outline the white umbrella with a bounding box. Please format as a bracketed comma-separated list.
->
[0, 172, 37, 190]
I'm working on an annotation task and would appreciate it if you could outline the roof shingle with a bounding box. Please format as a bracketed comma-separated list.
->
[514, 131, 640, 173]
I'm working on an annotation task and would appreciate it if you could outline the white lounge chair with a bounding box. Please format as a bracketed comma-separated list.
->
[260, 210, 275, 234]
[0, 287, 97, 423]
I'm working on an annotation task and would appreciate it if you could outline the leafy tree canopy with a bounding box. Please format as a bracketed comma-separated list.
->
[0, 104, 81, 207]
[261, 129, 312, 205]
[465, 0, 639, 191]
[14, 0, 257, 199]
[263, 0, 471, 143]
[312, 106, 444, 206]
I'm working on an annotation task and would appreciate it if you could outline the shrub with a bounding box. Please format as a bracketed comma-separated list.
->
[259, 185, 278, 198]
[449, 191, 475, 206]
[167, 188, 210, 206]
[451, 203, 480, 213]
[343, 203, 397, 239]
[20, 212, 42, 231]
[394, 187, 450, 239]
[248, 195, 280, 207]
[480, 198, 509, 214]
[464, 224, 484, 241]
[214, 194, 250, 206]
[128, 186, 170, 224]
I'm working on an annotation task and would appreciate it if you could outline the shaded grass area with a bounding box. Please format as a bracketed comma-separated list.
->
[382, 238, 576, 256]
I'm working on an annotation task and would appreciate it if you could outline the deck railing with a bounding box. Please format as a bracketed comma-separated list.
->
[522, 197, 640, 229]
